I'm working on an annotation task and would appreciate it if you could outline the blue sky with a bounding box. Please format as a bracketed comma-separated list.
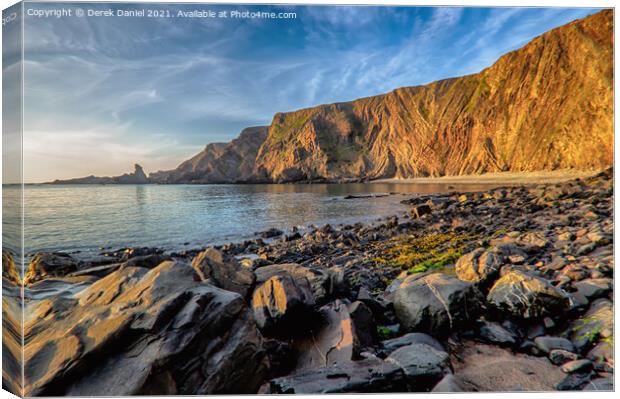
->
[19, 3, 600, 182]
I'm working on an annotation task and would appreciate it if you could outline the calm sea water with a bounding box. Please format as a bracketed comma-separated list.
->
[2, 182, 499, 258]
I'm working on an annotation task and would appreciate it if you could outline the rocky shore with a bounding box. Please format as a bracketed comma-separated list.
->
[2, 168, 614, 395]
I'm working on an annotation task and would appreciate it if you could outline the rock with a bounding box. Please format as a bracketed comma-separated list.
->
[549, 349, 579, 365]
[450, 342, 565, 391]
[385, 343, 451, 389]
[455, 248, 502, 284]
[23, 252, 79, 285]
[487, 270, 569, 319]
[431, 374, 464, 392]
[576, 243, 597, 256]
[380, 333, 445, 355]
[477, 321, 517, 347]
[293, 300, 374, 371]
[582, 377, 614, 391]
[255, 263, 330, 304]
[586, 341, 613, 364]
[534, 336, 575, 354]
[558, 232, 576, 241]
[191, 248, 255, 298]
[555, 372, 593, 390]
[260, 228, 284, 238]
[572, 278, 612, 300]
[2, 251, 20, 284]
[252, 275, 315, 334]
[394, 273, 482, 336]
[411, 204, 432, 219]
[586, 231, 611, 245]
[24, 260, 269, 396]
[266, 357, 407, 393]
[569, 299, 613, 353]
[560, 359, 592, 374]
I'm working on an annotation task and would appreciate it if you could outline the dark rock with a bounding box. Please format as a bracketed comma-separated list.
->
[191, 248, 256, 298]
[411, 204, 432, 219]
[431, 374, 464, 392]
[534, 336, 575, 354]
[252, 274, 315, 334]
[549, 349, 579, 365]
[394, 273, 482, 336]
[555, 372, 593, 390]
[255, 263, 330, 304]
[260, 228, 284, 239]
[385, 343, 451, 389]
[266, 357, 407, 393]
[487, 270, 569, 319]
[572, 278, 612, 300]
[477, 321, 517, 347]
[24, 252, 79, 285]
[569, 299, 612, 353]
[380, 332, 445, 355]
[25, 260, 269, 396]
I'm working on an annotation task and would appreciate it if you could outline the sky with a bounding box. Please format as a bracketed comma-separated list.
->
[14, 2, 600, 182]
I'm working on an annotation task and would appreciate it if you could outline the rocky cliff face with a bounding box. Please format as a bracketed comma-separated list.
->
[149, 126, 268, 183]
[156, 10, 612, 184]
[251, 10, 612, 182]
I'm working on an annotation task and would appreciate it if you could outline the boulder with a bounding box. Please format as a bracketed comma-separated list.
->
[266, 357, 407, 393]
[455, 248, 502, 284]
[534, 336, 575, 354]
[549, 349, 579, 365]
[582, 377, 613, 391]
[560, 359, 592, 374]
[385, 343, 450, 389]
[572, 278, 612, 300]
[252, 274, 315, 334]
[487, 270, 569, 319]
[191, 248, 255, 298]
[23, 252, 79, 285]
[394, 273, 482, 336]
[255, 263, 330, 303]
[477, 321, 517, 347]
[259, 228, 283, 238]
[24, 260, 269, 396]
[293, 300, 374, 371]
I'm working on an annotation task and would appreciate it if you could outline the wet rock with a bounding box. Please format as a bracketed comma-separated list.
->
[24, 252, 79, 285]
[266, 357, 407, 393]
[534, 336, 575, 354]
[255, 263, 330, 304]
[252, 275, 315, 334]
[394, 273, 482, 336]
[455, 248, 502, 284]
[560, 359, 592, 374]
[191, 248, 256, 298]
[487, 270, 569, 319]
[385, 343, 450, 389]
[25, 260, 269, 396]
[477, 321, 517, 347]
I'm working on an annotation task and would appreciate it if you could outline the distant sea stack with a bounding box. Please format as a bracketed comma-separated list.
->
[53, 10, 613, 185]
[50, 164, 149, 184]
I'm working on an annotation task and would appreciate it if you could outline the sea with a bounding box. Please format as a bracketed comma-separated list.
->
[2, 182, 504, 259]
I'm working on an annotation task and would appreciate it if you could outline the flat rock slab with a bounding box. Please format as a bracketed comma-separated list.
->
[450, 341, 565, 391]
